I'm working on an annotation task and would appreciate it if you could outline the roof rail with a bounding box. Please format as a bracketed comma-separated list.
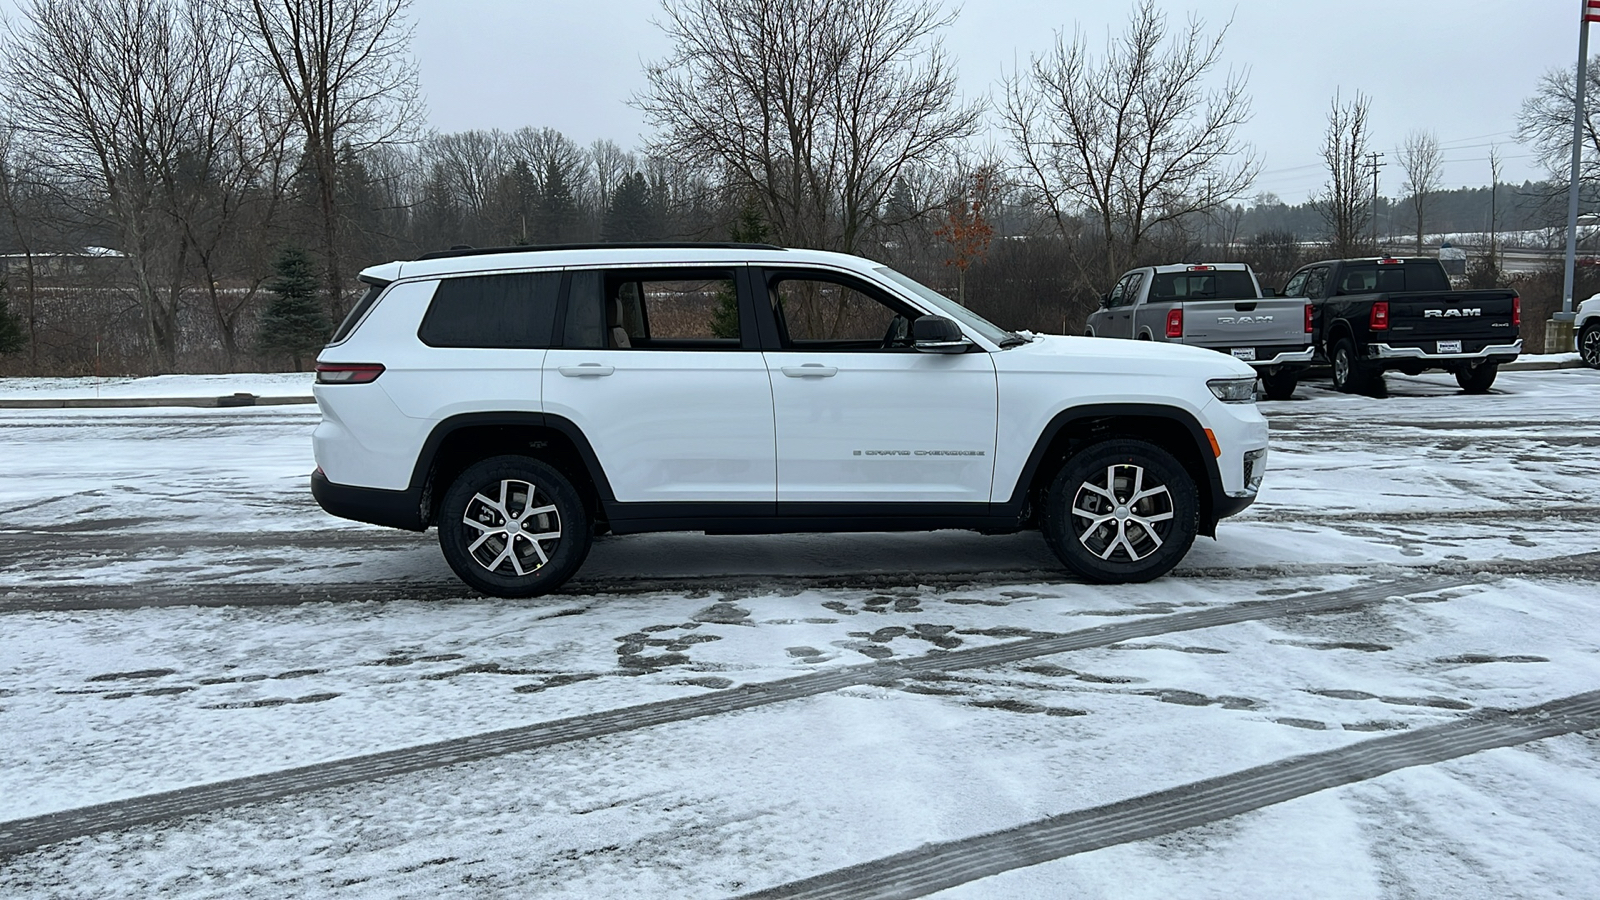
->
[413, 241, 787, 261]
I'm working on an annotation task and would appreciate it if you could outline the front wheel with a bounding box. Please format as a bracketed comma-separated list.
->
[1580, 323, 1600, 369]
[1455, 361, 1499, 394]
[437, 455, 591, 597]
[1260, 370, 1298, 401]
[1041, 440, 1199, 584]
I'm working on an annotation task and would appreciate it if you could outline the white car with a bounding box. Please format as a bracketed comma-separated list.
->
[1579, 294, 1600, 368]
[311, 243, 1269, 596]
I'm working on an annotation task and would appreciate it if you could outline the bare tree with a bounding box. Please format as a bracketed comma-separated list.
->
[1398, 129, 1442, 254]
[1001, 0, 1258, 299]
[0, 123, 52, 371]
[229, 0, 421, 319]
[1311, 90, 1373, 258]
[588, 139, 636, 214]
[1518, 57, 1600, 190]
[2, 0, 250, 372]
[636, 0, 981, 252]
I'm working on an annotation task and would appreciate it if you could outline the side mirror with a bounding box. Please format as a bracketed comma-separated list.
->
[912, 315, 971, 354]
[1261, 287, 1278, 298]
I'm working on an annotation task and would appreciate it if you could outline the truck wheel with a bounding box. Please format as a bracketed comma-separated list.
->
[1580, 323, 1600, 369]
[1455, 362, 1499, 394]
[1330, 338, 1376, 395]
[1042, 440, 1198, 584]
[1260, 370, 1298, 401]
[437, 455, 591, 597]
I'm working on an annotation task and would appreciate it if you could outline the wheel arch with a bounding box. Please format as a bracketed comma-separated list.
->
[1007, 404, 1225, 537]
[409, 413, 613, 528]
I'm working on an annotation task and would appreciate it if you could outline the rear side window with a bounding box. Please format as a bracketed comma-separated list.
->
[563, 267, 742, 350]
[1148, 271, 1255, 300]
[330, 283, 385, 344]
[418, 271, 560, 348]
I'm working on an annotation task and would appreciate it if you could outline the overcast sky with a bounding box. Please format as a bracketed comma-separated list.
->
[408, 0, 1582, 205]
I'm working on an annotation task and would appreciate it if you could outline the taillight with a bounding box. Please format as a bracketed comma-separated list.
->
[1513, 295, 1521, 326]
[315, 363, 385, 384]
[1304, 303, 1314, 334]
[1166, 308, 1184, 338]
[1369, 301, 1389, 331]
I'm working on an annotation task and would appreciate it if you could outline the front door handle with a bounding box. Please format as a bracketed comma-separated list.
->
[558, 364, 615, 377]
[781, 364, 838, 378]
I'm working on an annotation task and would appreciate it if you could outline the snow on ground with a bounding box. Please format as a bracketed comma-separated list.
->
[1, 367, 1599, 897]
[0, 372, 314, 399]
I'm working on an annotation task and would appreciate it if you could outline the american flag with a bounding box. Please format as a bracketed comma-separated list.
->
[1587, 0, 1600, 24]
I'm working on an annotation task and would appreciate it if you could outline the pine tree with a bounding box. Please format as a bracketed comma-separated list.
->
[257, 246, 329, 371]
[0, 278, 26, 356]
[602, 172, 654, 242]
[537, 157, 576, 243]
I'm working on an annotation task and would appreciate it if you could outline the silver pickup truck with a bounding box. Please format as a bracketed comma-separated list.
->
[1085, 263, 1316, 400]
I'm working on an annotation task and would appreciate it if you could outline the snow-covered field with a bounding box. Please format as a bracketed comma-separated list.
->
[1, 368, 1598, 897]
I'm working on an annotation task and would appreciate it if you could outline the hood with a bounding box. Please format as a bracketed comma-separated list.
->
[998, 334, 1257, 378]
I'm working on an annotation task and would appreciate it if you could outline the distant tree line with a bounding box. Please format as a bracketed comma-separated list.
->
[0, 0, 1586, 374]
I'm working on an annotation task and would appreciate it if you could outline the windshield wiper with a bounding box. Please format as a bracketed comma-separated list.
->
[997, 334, 1029, 348]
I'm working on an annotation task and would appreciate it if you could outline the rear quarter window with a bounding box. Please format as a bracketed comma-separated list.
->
[417, 271, 560, 348]
[330, 283, 385, 344]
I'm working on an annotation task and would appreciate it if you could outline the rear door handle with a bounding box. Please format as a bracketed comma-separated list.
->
[781, 365, 838, 378]
[558, 364, 614, 377]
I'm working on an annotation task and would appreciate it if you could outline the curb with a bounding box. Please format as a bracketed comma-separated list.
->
[0, 394, 315, 410]
[1500, 357, 1587, 371]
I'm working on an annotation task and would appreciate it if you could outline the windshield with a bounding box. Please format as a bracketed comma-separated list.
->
[873, 266, 1019, 346]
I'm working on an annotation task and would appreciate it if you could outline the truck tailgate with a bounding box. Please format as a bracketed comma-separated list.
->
[1384, 291, 1518, 349]
[1181, 299, 1308, 354]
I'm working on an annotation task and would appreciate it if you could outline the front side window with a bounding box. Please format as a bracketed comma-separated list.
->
[1303, 267, 1330, 300]
[563, 267, 742, 350]
[1282, 271, 1309, 298]
[417, 271, 560, 348]
[770, 272, 916, 350]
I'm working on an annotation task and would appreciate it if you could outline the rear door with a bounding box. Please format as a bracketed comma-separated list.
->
[757, 267, 998, 506]
[541, 266, 776, 506]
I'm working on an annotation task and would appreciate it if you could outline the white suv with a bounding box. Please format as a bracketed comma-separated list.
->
[312, 243, 1269, 596]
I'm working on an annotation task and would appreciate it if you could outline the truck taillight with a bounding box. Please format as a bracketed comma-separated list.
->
[1166, 308, 1184, 338]
[1304, 303, 1314, 334]
[1513, 295, 1521, 326]
[1369, 301, 1389, 331]
[316, 363, 385, 384]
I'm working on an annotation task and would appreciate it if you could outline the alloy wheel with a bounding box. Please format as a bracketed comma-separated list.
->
[462, 478, 562, 576]
[1071, 463, 1175, 562]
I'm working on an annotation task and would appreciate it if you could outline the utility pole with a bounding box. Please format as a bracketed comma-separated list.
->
[1561, 0, 1600, 327]
[1365, 151, 1385, 254]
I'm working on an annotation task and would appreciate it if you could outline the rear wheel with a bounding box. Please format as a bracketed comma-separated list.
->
[1260, 370, 1298, 401]
[1580, 323, 1600, 369]
[437, 455, 591, 597]
[1331, 338, 1378, 395]
[1455, 361, 1499, 394]
[1042, 440, 1199, 584]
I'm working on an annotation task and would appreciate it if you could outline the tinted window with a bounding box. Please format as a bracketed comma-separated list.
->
[1304, 267, 1329, 299]
[1282, 271, 1308, 298]
[331, 283, 384, 344]
[771, 272, 917, 350]
[563, 268, 741, 350]
[418, 272, 559, 348]
[1148, 271, 1255, 300]
[1336, 262, 1451, 294]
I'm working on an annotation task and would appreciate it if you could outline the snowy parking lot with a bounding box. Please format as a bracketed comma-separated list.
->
[2, 368, 1599, 898]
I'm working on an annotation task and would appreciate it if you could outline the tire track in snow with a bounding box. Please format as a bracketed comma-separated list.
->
[0, 574, 1477, 857]
[5, 550, 1598, 612]
[739, 689, 1600, 900]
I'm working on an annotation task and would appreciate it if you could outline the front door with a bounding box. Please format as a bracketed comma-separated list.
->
[758, 268, 998, 506]
[542, 266, 775, 506]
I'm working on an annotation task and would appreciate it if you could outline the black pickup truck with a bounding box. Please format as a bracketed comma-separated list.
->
[1279, 257, 1520, 394]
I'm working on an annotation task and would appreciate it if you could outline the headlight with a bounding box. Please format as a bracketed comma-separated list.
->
[1207, 377, 1257, 403]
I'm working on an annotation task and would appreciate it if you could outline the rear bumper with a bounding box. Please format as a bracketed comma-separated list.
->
[1247, 347, 1316, 367]
[311, 469, 426, 531]
[1370, 339, 1521, 362]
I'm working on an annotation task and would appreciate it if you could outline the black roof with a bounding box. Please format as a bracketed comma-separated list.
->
[414, 241, 786, 261]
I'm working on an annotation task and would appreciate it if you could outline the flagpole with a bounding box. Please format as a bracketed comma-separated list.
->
[1561, 0, 1593, 323]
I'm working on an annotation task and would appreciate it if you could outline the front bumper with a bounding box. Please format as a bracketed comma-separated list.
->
[311, 469, 426, 531]
[1370, 339, 1522, 362]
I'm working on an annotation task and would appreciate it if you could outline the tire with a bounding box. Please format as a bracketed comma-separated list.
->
[1041, 440, 1199, 584]
[1330, 338, 1378, 395]
[437, 455, 592, 597]
[1580, 323, 1600, 369]
[1455, 361, 1499, 394]
[1260, 370, 1298, 401]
